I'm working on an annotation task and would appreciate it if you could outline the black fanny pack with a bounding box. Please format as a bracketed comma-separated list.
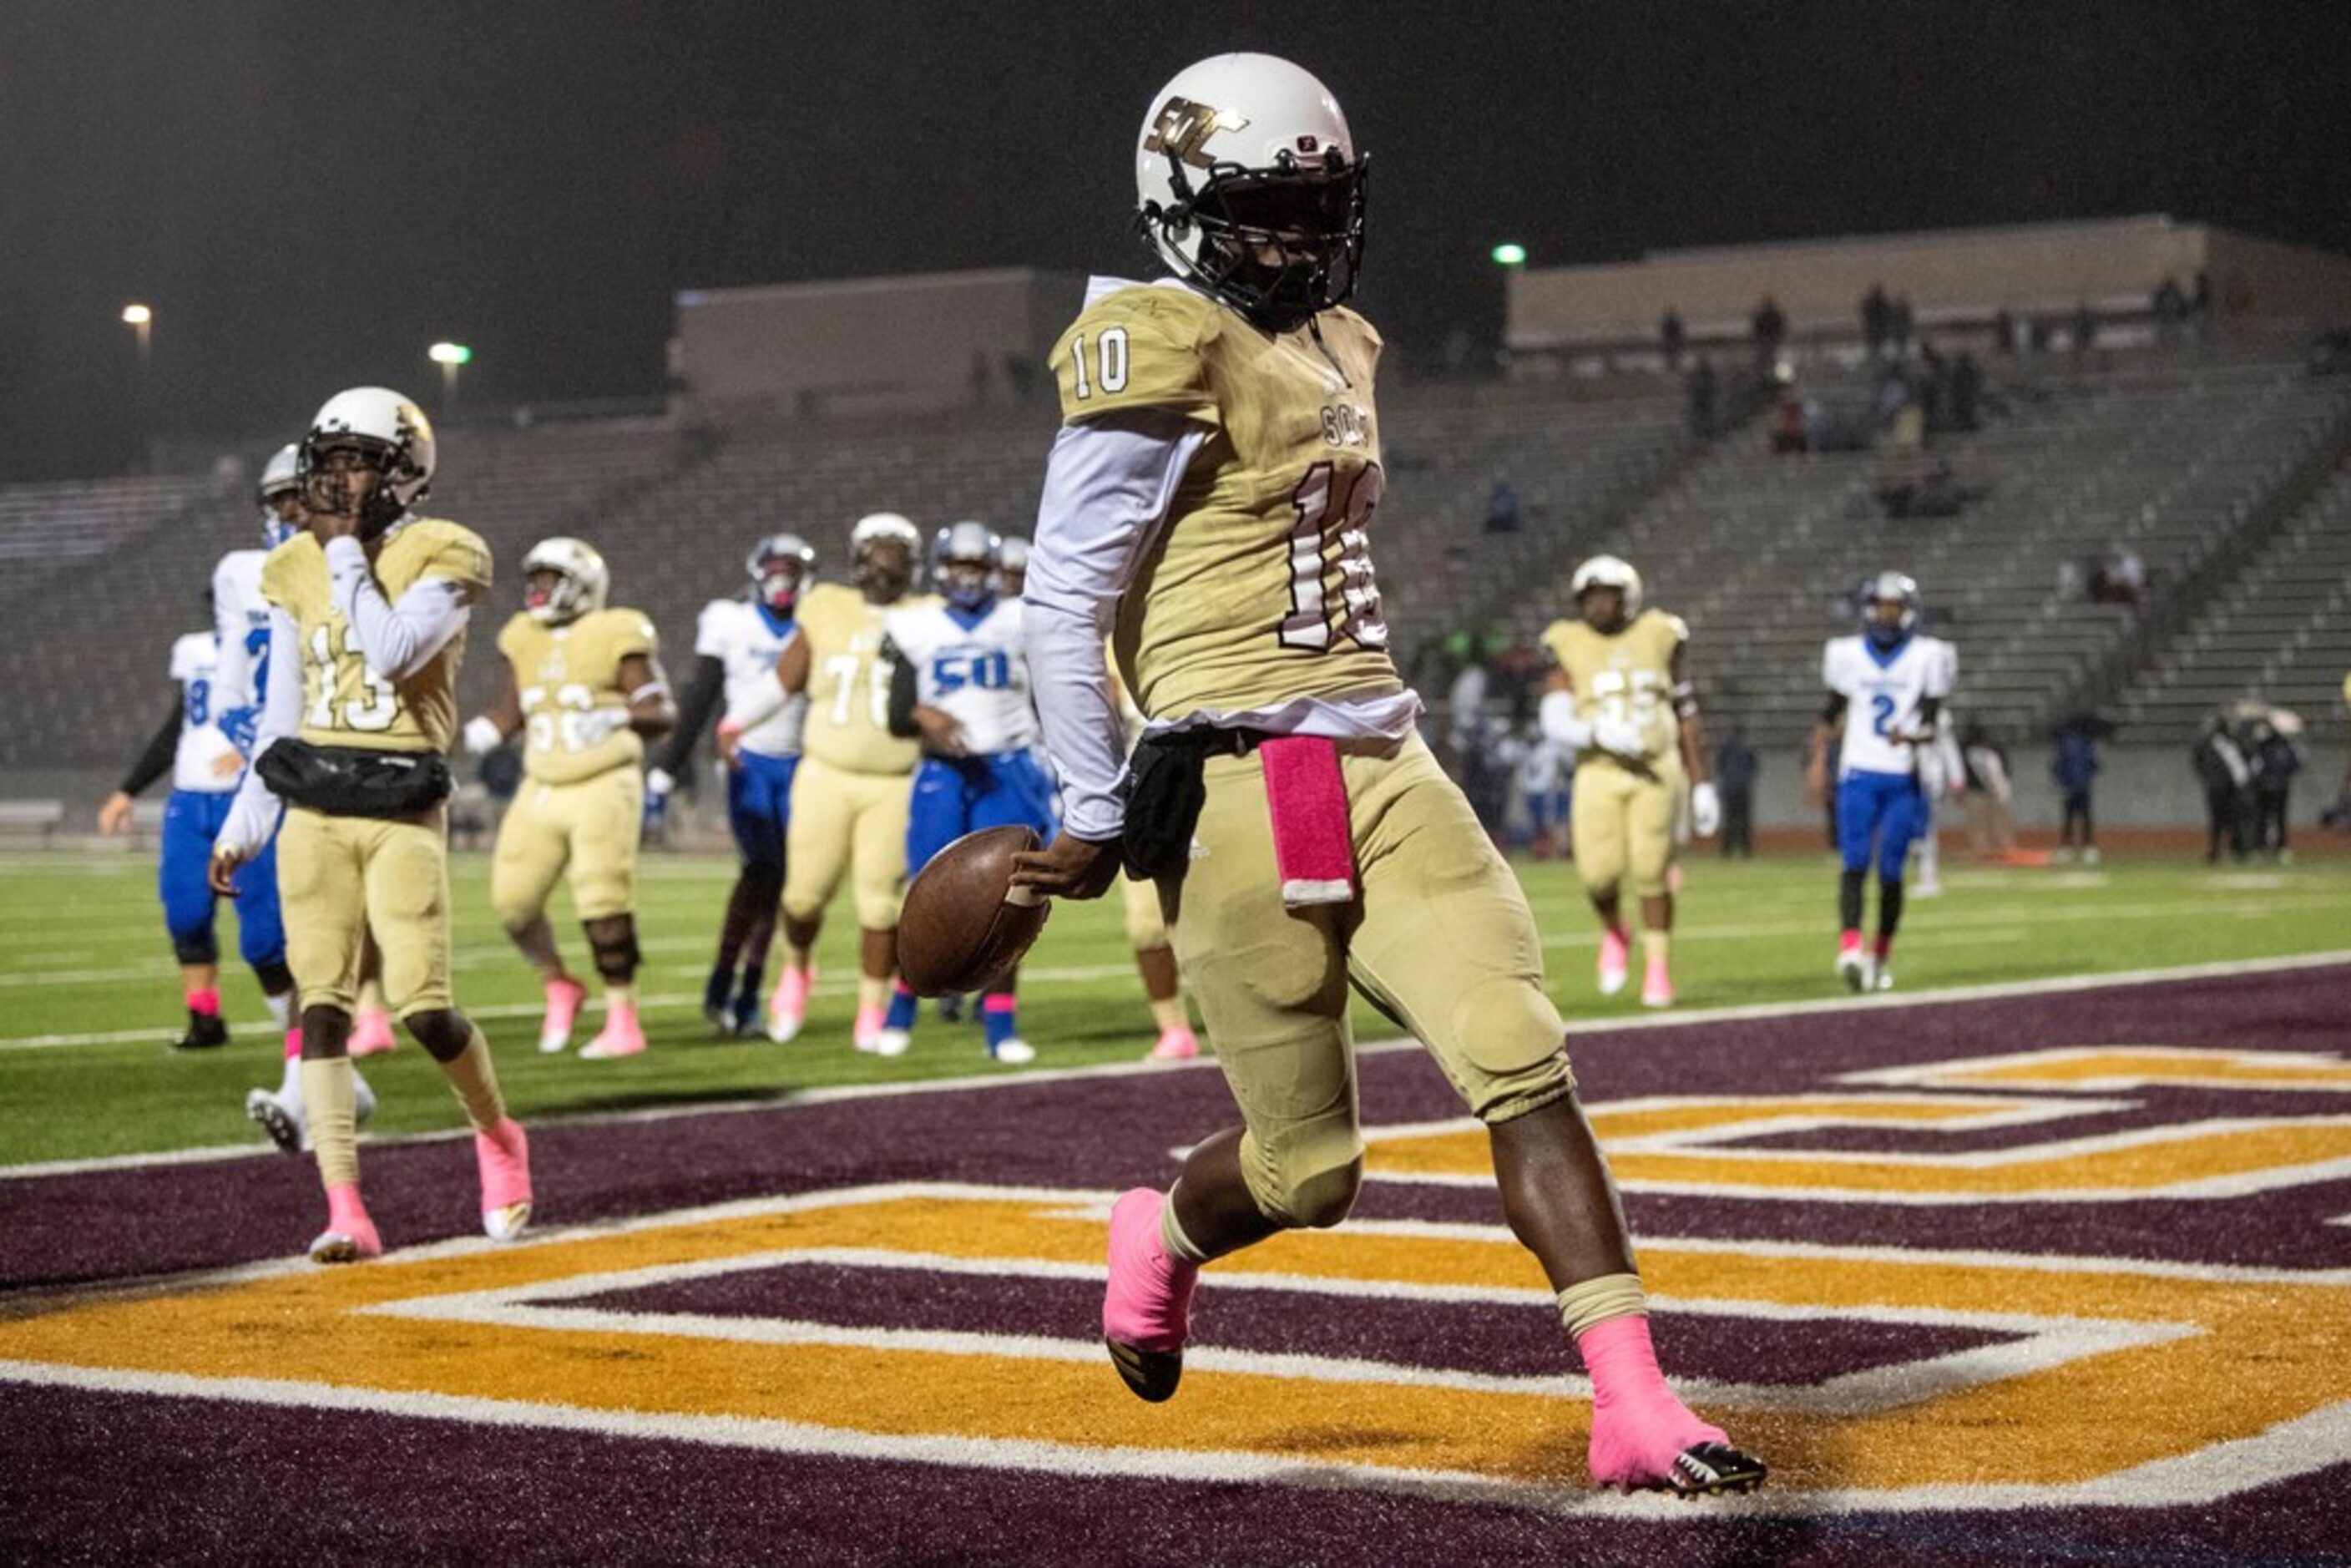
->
[1121, 728, 1260, 881]
[256, 738, 453, 819]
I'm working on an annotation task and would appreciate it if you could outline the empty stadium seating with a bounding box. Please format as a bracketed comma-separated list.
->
[3, 342, 2343, 781]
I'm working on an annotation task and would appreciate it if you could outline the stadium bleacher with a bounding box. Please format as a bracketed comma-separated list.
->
[2, 340, 2344, 781]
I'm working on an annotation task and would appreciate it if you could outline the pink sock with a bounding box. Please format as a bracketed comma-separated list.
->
[1578, 1315, 1725, 1488]
[186, 987, 221, 1016]
[325, 1181, 370, 1233]
[284, 1028, 303, 1062]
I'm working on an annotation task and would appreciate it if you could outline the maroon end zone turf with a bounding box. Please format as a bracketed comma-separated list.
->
[5, 962, 2349, 1564]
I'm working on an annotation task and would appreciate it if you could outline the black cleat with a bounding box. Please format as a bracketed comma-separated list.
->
[938, 992, 967, 1024]
[1655, 1442, 1767, 1498]
[170, 1012, 230, 1051]
[1105, 1337, 1184, 1404]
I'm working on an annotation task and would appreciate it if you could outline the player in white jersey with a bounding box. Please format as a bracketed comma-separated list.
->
[99, 615, 300, 1052]
[877, 522, 1054, 1063]
[649, 534, 814, 1035]
[1806, 573, 1956, 990]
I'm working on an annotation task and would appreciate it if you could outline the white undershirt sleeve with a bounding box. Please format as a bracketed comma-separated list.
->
[1025, 411, 1209, 842]
[325, 536, 473, 681]
[215, 605, 304, 856]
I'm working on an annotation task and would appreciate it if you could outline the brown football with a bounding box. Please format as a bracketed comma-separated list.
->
[897, 825, 1053, 997]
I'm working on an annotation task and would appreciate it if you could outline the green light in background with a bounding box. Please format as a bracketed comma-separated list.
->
[428, 341, 473, 365]
[1489, 243, 1528, 267]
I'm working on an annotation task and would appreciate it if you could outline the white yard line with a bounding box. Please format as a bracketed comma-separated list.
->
[4, 949, 2344, 1180]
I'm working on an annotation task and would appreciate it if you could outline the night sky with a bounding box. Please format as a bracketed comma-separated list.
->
[3, 1, 2345, 481]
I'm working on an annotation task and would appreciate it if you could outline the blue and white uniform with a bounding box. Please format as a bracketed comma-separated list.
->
[885, 597, 1057, 871]
[161, 630, 285, 969]
[1823, 631, 1955, 878]
[209, 548, 273, 751]
[698, 597, 806, 867]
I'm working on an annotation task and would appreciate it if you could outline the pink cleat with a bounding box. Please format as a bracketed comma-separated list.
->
[309, 1181, 383, 1264]
[474, 1118, 533, 1242]
[538, 976, 588, 1055]
[1597, 927, 1631, 998]
[1147, 1024, 1201, 1062]
[1102, 1187, 1197, 1403]
[1640, 957, 1675, 1009]
[348, 1007, 398, 1058]
[1581, 1317, 1765, 1495]
[580, 999, 647, 1060]
[766, 965, 813, 1044]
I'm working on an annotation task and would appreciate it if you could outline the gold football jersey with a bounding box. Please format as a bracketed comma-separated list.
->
[1540, 608, 1690, 769]
[796, 581, 927, 776]
[497, 607, 659, 784]
[1052, 284, 1403, 724]
[260, 518, 493, 756]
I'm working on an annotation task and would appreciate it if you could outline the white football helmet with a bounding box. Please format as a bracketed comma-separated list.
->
[849, 511, 922, 599]
[932, 520, 1001, 610]
[994, 534, 1032, 594]
[521, 537, 609, 625]
[746, 533, 816, 615]
[299, 387, 435, 538]
[1135, 53, 1366, 331]
[256, 443, 302, 548]
[1570, 554, 1644, 620]
[1863, 570, 1920, 645]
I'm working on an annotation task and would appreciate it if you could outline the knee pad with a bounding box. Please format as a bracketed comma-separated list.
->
[170, 929, 220, 967]
[401, 1007, 471, 1062]
[1281, 1155, 1365, 1231]
[588, 923, 642, 984]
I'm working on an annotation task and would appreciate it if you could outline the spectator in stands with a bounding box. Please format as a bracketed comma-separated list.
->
[1686, 357, 1720, 438]
[1949, 352, 1984, 432]
[1484, 475, 1523, 534]
[1772, 389, 1807, 454]
[1878, 458, 1965, 520]
[2152, 276, 2189, 344]
[1889, 295, 1914, 357]
[1660, 308, 1686, 371]
[1714, 727, 1757, 857]
[2249, 710, 2304, 863]
[2088, 543, 2144, 605]
[2071, 302, 2098, 356]
[2192, 712, 2252, 862]
[1752, 295, 1787, 374]
[1959, 722, 2016, 857]
[2050, 714, 2105, 865]
[1992, 308, 2018, 356]
[1862, 284, 1892, 360]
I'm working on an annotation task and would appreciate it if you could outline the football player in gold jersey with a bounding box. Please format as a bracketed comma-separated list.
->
[463, 538, 675, 1060]
[1540, 555, 1718, 1009]
[722, 512, 929, 1052]
[1008, 56, 1761, 1496]
[210, 387, 530, 1264]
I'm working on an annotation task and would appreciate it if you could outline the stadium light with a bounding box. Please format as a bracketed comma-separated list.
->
[428, 341, 473, 410]
[1489, 243, 1528, 268]
[120, 303, 152, 326]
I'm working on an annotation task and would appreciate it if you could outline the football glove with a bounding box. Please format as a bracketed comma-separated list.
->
[1691, 781, 1722, 837]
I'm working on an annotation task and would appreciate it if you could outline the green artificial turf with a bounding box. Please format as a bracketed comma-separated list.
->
[1, 847, 2342, 1166]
